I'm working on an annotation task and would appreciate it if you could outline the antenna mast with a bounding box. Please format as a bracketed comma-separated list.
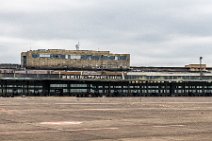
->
[75, 42, 80, 50]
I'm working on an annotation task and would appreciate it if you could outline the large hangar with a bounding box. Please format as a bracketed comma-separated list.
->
[21, 49, 130, 70]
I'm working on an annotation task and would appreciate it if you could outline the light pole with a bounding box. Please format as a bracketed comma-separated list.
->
[199, 56, 203, 80]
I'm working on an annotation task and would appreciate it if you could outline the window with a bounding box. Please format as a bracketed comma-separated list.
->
[70, 55, 81, 59]
[50, 84, 67, 87]
[118, 56, 127, 60]
[92, 56, 100, 60]
[81, 55, 92, 60]
[32, 54, 39, 58]
[50, 54, 65, 59]
[40, 54, 51, 58]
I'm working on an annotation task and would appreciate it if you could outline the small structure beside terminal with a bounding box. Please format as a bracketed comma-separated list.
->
[185, 64, 207, 72]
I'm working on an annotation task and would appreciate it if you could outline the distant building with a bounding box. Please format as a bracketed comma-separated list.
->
[21, 49, 130, 70]
[0, 64, 21, 69]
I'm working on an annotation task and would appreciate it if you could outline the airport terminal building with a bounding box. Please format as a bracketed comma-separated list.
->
[0, 49, 211, 97]
[21, 49, 130, 70]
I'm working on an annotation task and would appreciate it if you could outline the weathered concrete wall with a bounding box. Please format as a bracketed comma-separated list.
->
[21, 49, 130, 69]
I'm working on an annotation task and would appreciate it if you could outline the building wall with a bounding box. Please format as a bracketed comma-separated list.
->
[21, 49, 130, 69]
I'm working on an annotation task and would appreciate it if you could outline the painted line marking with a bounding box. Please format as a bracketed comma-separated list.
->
[68, 127, 119, 132]
[39, 121, 82, 125]
[153, 124, 186, 128]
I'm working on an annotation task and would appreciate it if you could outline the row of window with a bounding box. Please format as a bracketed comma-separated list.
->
[32, 54, 128, 60]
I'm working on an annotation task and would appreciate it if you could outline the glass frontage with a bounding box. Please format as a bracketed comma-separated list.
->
[32, 54, 128, 61]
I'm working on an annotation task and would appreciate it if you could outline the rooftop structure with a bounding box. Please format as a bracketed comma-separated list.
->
[21, 49, 130, 70]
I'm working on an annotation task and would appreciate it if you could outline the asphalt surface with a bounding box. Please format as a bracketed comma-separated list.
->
[0, 97, 212, 141]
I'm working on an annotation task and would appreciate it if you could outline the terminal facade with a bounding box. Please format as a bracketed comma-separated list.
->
[0, 49, 211, 97]
[21, 49, 130, 70]
[0, 67, 212, 97]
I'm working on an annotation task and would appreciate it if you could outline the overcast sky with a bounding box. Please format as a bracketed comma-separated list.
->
[0, 0, 212, 66]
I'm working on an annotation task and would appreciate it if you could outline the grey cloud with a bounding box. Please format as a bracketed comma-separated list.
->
[0, 0, 212, 66]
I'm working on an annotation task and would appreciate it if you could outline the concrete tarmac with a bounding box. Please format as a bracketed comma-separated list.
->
[0, 97, 212, 141]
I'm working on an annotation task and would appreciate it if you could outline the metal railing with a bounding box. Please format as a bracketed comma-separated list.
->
[0, 73, 212, 82]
